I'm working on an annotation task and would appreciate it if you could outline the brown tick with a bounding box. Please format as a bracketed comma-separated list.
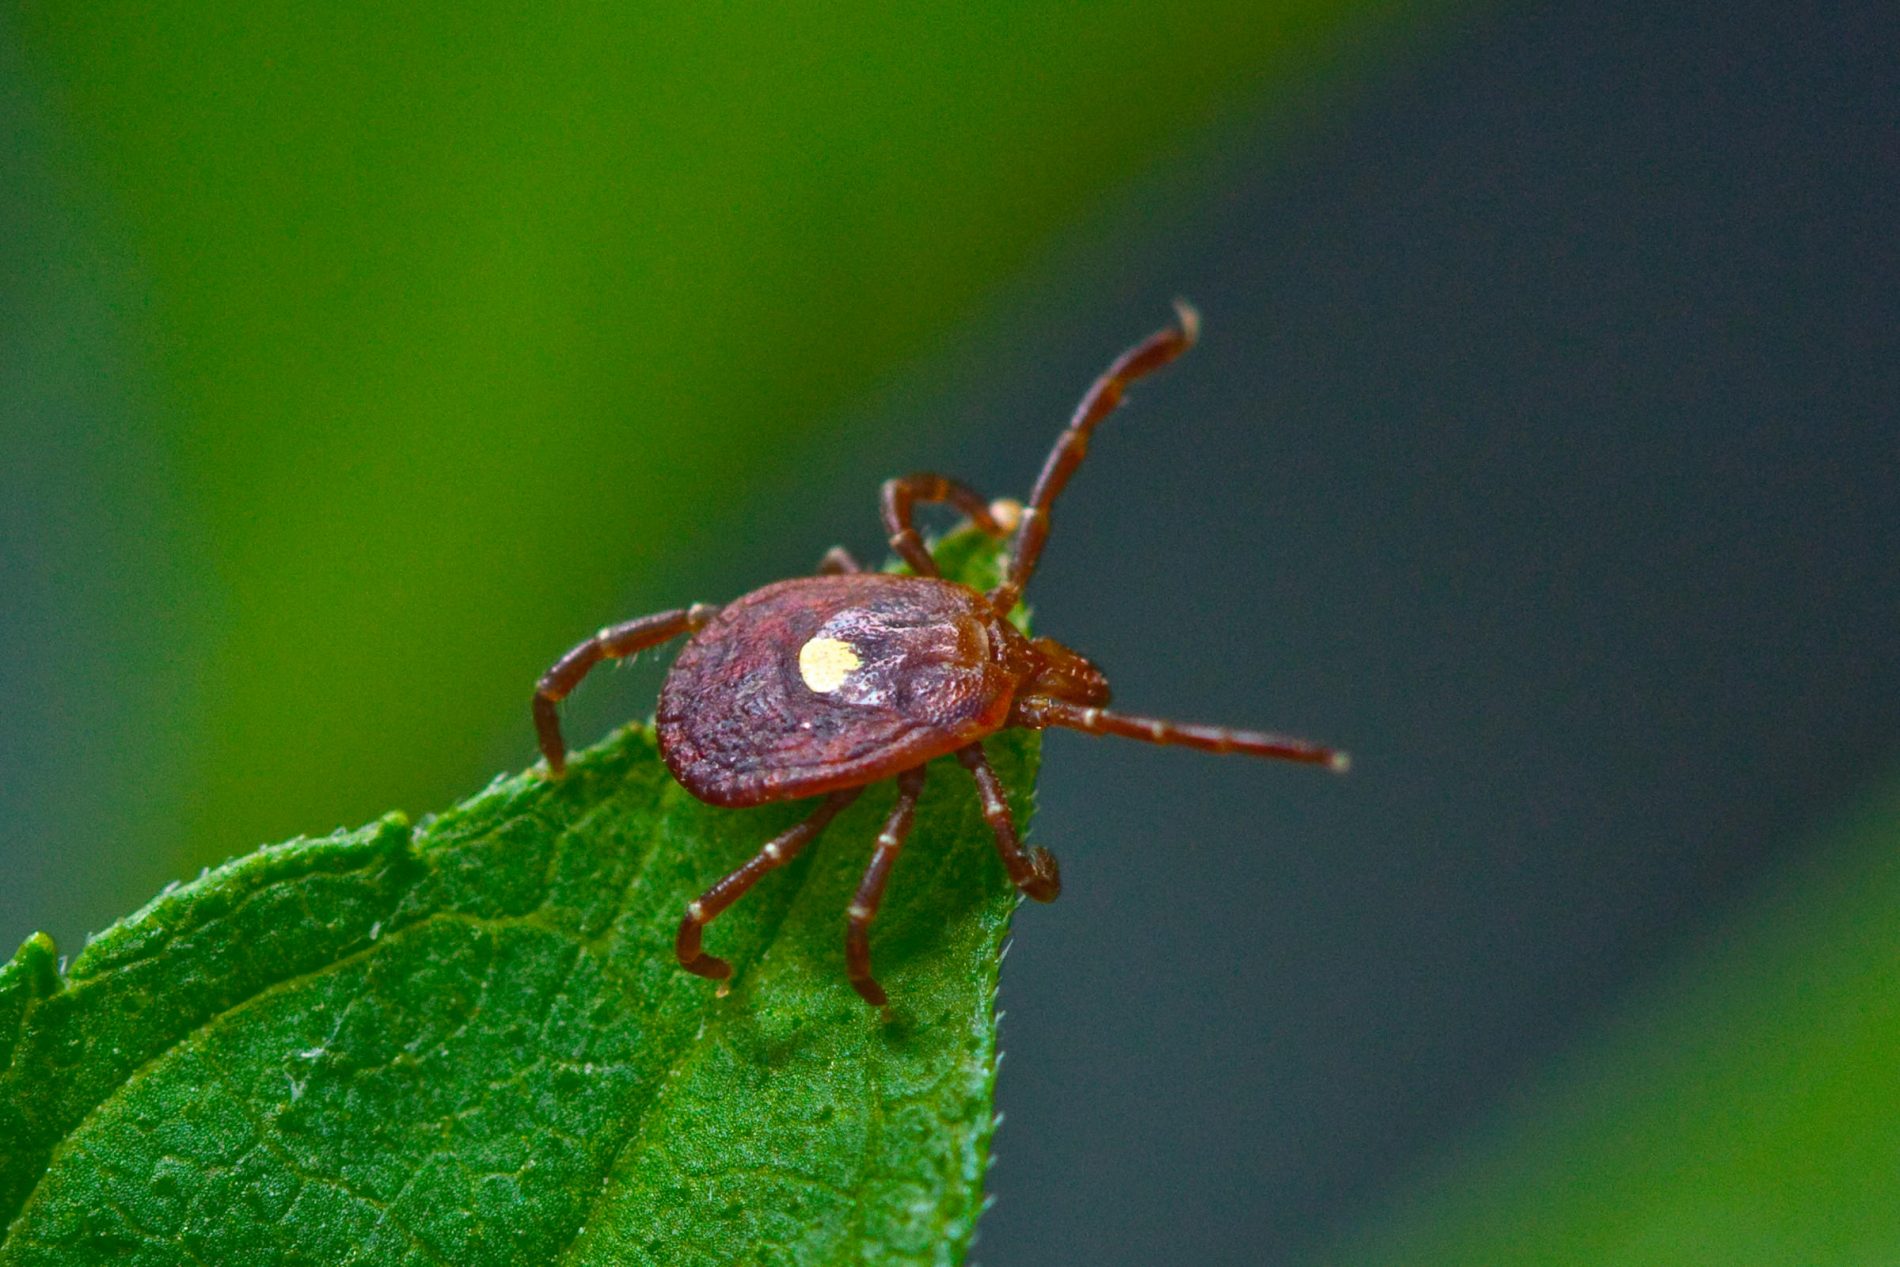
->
[534, 303, 1346, 1007]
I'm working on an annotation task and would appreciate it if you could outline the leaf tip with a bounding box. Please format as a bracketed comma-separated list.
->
[5, 932, 62, 998]
[2, 931, 64, 1059]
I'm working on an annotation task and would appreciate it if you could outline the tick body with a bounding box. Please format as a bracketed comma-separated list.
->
[534, 302, 1346, 1008]
[658, 574, 1020, 808]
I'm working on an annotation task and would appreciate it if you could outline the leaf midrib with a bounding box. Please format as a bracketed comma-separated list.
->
[548, 773, 886, 1265]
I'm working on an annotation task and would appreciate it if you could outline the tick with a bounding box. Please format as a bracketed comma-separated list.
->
[533, 303, 1346, 1008]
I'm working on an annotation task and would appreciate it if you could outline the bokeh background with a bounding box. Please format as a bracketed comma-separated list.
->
[4, 2, 1896, 1263]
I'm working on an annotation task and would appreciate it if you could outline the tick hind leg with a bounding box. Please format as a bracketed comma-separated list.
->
[880, 472, 1009, 577]
[533, 603, 719, 775]
[957, 742, 1060, 902]
[677, 788, 863, 989]
[845, 765, 927, 1008]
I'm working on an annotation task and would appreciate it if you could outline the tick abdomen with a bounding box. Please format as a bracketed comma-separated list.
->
[657, 573, 1017, 807]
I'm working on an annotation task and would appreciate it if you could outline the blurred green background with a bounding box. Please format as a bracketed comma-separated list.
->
[1, 0, 1420, 923]
[5, 2, 1897, 1263]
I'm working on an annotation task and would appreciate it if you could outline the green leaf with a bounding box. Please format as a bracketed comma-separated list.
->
[0, 530, 1035, 1266]
[1328, 783, 1900, 1265]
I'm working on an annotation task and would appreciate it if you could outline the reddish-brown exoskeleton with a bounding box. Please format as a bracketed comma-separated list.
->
[534, 303, 1346, 1008]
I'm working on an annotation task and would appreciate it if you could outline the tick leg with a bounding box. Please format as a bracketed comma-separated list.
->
[957, 742, 1059, 902]
[817, 545, 864, 575]
[990, 301, 1199, 614]
[845, 765, 927, 1008]
[533, 603, 719, 775]
[676, 788, 863, 988]
[1012, 695, 1349, 772]
[880, 472, 1008, 577]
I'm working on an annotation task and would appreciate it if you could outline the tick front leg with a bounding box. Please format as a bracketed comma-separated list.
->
[880, 472, 1008, 577]
[990, 301, 1199, 614]
[957, 742, 1060, 902]
[533, 603, 719, 775]
[845, 765, 927, 1009]
[676, 789, 863, 989]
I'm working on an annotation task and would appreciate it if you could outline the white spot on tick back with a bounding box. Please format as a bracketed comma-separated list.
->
[798, 636, 861, 694]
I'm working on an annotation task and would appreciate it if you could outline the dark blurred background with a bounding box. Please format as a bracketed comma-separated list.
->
[4, 1, 1896, 1263]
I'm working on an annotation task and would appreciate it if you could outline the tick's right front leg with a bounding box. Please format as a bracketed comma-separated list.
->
[533, 603, 718, 775]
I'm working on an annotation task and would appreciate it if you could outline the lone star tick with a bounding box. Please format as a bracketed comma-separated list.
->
[533, 302, 1347, 1008]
